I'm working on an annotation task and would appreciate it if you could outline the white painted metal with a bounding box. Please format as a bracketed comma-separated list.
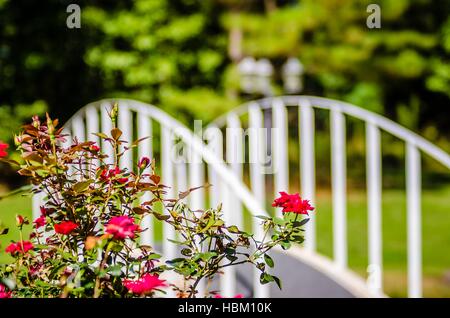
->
[86, 106, 100, 145]
[61, 128, 76, 179]
[221, 113, 246, 297]
[299, 99, 316, 251]
[188, 145, 206, 297]
[226, 113, 244, 229]
[72, 116, 86, 180]
[366, 122, 383, 295]
[71, 115, 86, 143]
[118, 103, 133, 171]
[220, 182, 236, 297]
[40, 96, 450, 298]
[248, 103, 270, 298]
[210, 96, 450, 170]
[32, 192, 45, 221]
[249, 104, 266, 208]
[161, 125, 177, 257]
[272, 99, 289, 217]
[204, 126, 223, 208]
[161, 125, 177, 298]
[86, 106, 100, 170]
[100, 102, 114, 165]
[189, 153, 205, 212]
[330, 108, 347, 269]
[406, 143, 422, 298]
[138, 114, 154, 247]
[176, 162, 188, 199]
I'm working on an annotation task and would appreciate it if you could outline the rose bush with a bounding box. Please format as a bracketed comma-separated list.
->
[0, 105, 313, 298]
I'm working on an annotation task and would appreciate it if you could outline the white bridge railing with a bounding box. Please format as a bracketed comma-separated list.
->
[32, 96, 450, 298]
[208, 95, 450, 298]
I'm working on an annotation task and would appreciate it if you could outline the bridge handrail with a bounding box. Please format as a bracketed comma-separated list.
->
[209, 95, 450, 169]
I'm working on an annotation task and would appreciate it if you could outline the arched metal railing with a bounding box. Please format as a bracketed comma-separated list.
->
[32, 96, 450, 298]
[207, 95, 450, 298]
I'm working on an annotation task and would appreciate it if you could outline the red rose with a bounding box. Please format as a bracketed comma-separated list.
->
[106, 216, 139, 240]
[100, 166, 128, 184]
[5, 241, 34, 256]
[272, 192, 315, 215]
[90, 144, 100, 152]
[0, 142, 8, 158]
[33, 216, 46, 229]
[5, 243, 17, 255]
[15, 214, 26, 227]
[0, 284, 12, 298]
[123, 274, 166, 295]
[54, 221, 78, 235]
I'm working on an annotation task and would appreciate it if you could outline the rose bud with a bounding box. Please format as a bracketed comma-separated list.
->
[138, 157, 151, 170]
[15, 215, 28, 227]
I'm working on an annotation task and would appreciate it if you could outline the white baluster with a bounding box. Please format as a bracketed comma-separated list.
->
[226, 113, 244, 229]
[205, 126, 224, 296]
[220, 183, 236, 297]
[272, 99, 289, 217]
[86, 105, 100, 169]
[249, 103, 270, 298]
[118, 102, 133, 171]
[366, 121, 383, 295]
[138, 114, 154, 247]
[299, 99, 316, 251]
[72, 115, 86, 180]
[188, 143, 206, 297]
[101, 102, 114, 166]
[61, 128, 75, 179]
[161, 125, 177, 297]
[32, 192, 45, 221]
[72, 115, 86, 142]
[330, 108, 347, 269]
[204, 126, 223, 208]
[406, 143, 422, 298]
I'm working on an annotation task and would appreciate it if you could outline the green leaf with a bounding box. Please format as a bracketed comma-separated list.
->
[73, 179, 94, 193]
[107, 265, 123, 277]
[273, 275, 282, 289]
[111, 243, 123, 253]
[264, 254, 274, 268]
[0, 222, 9, 235]
[255, 215, 271, 220]
[153, 212, 170, 221]
[280, 241, 291, 250]
[199, 215, 216, 233]
[93, 132, 109, 139]
[260, 272, 274, 285]
[293, 218, 309, 227]
[167, 238, 186, 245]
[181, 248, 192, 256]
[226, 255, 238, 262]
[147, 253, 161, 260]
[194, 252, 217, 262]
[166, 258, 186, 265]
[227, 225, 240, 233]
[291, 235, 304, 244]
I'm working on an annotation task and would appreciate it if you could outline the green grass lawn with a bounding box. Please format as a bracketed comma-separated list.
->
[1, 187, 450, 297]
